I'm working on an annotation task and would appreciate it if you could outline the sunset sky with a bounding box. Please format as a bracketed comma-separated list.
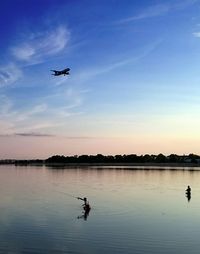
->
[1, 0, 200, 159]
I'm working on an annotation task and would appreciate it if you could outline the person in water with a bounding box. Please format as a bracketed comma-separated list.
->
[186, 185, 191, 193]
[77, 197, 91, 211]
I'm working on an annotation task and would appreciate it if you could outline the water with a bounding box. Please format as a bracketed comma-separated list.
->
[0, 165, 200, 253]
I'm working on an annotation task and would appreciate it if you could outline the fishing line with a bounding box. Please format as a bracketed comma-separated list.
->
[56, 190, 78, 199]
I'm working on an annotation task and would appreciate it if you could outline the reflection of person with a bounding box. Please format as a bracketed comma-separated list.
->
[185, 186, 191, 202]
[186, 192, 191, 202]
[77, 209, 90, 220]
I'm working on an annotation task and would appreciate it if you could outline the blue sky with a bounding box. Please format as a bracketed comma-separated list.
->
[1, 0, 200, 158]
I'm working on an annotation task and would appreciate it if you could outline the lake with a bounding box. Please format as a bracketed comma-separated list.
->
[0, 165, 200, 254]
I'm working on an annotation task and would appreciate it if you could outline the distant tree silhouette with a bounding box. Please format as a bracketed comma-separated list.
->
[155, 153, 167, 163]
[168, 154, 179, 163]
[188, 153, 199, 164]
[2, 153, 200, 165]
[143, 154, 152, 163]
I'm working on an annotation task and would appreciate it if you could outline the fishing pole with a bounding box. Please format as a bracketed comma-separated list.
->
[57, 190, 78, 199]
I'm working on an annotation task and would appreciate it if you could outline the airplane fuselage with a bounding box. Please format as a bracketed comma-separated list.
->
[51, 68, 70, 76]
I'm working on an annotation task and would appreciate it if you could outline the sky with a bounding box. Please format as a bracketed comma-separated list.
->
[1, 0, 200, 159]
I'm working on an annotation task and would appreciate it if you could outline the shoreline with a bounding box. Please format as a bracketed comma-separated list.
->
[11, 162, 200, 167]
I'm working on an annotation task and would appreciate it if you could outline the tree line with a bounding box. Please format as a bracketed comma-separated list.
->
[1, 153, 200, 165]
[45, 153, 200, 164]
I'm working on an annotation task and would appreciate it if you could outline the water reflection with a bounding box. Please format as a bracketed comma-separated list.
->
[1, 165, 200, 254]
[77, 208, 91, 220]
[186, 191, 191, 202]
[185, 185, 191, 202]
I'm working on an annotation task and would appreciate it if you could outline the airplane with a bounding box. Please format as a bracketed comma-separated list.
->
[51, 68, 70, 76]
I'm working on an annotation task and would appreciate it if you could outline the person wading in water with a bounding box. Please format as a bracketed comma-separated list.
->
[77, 197, 91, 211]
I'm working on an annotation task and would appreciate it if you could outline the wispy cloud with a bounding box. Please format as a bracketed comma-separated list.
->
[75, 39, 162, 82]
[11, 26, 70, 64]
[0, 121, 14, 135]
[15, 132, 55, 137]
[0, 88, 84, 136]
[0, 95, 51, 135]
[173, 0, 199, 9]
[117, 0, 198, 24]
[0, 133, 99, 139]
[193, 32, 200, 37]
[0, 132, 55, 137]
[0, 64, 22, 87]
[118, 4, 170, 24]
[14, 104, 48, 122]
[0, 95, 13, 115]
[63, 136, 99, 140]
[55, 76, 69, 87]
[0, 25, 70, 87]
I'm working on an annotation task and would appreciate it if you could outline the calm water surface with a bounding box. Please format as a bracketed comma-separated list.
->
[0, 165, 200, 253]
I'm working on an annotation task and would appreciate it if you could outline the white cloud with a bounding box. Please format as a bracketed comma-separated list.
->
[52, 87, 85, 117]
[16, 121, 61, 133]
[174, 0, 199, 9]
[55, 76, 70, 86]
[119, 4, 170, 24]
[13, 45, 35, 61]
[27, 104, 47, 115]
[0, 96, 46, 124]
[117, 0, 198, 24]
[14, 104, 48, 122]
[0, 97, 49, 134]
[0, 26, 70, 87]
[0, 64, 22, 87]
[15, 132, 55, 137]
[75, 39, 162, 82]
[0, 121, 14, 135]
[0, 90, 84, 136]
[0, 96, 15, 134]
[193, 32, 200, 37]
[11, 26, 70, 64]
[0, 95, 13, 115]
